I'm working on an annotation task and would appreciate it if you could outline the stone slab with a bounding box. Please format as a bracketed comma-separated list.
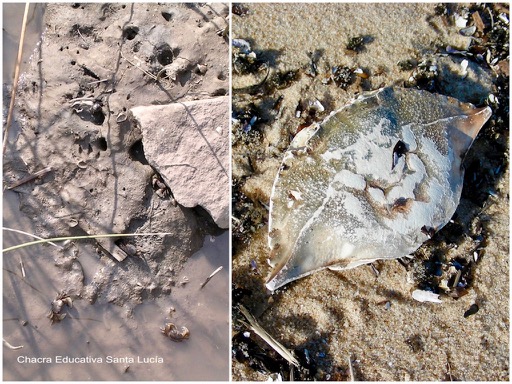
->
[131, 96, 229, 228]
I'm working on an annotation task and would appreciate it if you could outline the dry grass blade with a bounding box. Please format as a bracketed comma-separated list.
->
[238, 305, 299, 367]
[2, 231, 173, 253]
[3, 227, 62, 249]
[3, 3, 30, 155]
[3, 339, 23, 350]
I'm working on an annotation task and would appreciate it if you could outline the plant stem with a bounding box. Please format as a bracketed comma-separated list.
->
[3, 3, 30, 155]
[2, 231, 172, 253]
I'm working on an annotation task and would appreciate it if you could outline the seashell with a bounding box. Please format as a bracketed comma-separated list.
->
[77, 160, 88, 169]
[47, 311, 67, 324]
[196, 64, 208, 75]
[161, 322, 190, 341]
[61, 296, 73, 308]
[459, 25, 477, 37]
[412, 289, 442, 303]
[116, 112, 128, 123]
[266, 87, 491, 291]
[232, 38, 251, 53]
[50, 299, 64, 314]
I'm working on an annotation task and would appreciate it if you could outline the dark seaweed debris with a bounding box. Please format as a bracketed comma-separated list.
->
[397, 59, 418, 71]
[232, 331, 322, 380]
[329, 66, 355, 89]
[346, 35, 373, 53]
[232, 178, 266, 253]
[232, 3, 249, 17]
[233, 48, 265, 76]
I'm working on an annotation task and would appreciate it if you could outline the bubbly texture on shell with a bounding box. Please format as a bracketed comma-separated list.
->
[266, 87, 492, 291]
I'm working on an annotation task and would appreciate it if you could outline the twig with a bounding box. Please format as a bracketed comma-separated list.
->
[155, 56, 193, 81]
[238, 305, 299, 367]
[87, 79, 109, 85]
[232, 63, 271, 95]
[446, 361, 453, 381]
[2, 231, 173, 253]
[486, 6, 494, 29]
[348, 355, 354, 381]
[199, 266, 223, 289]
[6, 166, 52, 189]
[76, 29, 88, 44]
[3, 3, 30, 155]
[120, 51, 157, 80]
[3, 339, 23, 350]
[3, 227, 62, 249]
[68, 97, 96, 104]
[19, 257, 26, 278]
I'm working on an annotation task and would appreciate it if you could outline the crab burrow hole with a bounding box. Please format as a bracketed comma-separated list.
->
[154, 43, 174, 66]
[122, 25, 139, 41]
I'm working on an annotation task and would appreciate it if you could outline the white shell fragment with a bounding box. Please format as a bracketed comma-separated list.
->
[266, 87, 492, 291]
[412, 289, 443, 304]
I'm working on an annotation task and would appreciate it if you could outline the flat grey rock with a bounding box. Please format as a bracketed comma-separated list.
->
[131, 97, 229, 228]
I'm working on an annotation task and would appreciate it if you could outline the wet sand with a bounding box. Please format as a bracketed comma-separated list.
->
[232, 3, 509, 381]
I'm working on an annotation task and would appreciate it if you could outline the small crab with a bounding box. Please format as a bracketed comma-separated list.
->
[69, 97, 105, 124]
[47, 292, 73, 325]
[70, 98, 101, 113]
[161, 322, 190, 342]
[151, 174, 177, 205]
[266, 87, 492, 291]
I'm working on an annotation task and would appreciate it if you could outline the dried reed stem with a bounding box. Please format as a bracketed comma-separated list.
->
[6, 166, 52, 189]
[199, 266, 223, 289]
[3, 3, 30, 155]
[238, 305, 299, 367]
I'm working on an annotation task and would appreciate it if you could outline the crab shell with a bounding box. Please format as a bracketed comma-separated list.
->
[266, 87, 491, 291]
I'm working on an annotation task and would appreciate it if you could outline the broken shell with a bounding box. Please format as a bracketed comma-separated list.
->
[161, 322, 190, 341]
[51, 299, 64, 314]
[412, 290, 442, 304]
[196, 64, 208, 75]
[309, 99, 325, 113]
[232, 38, 251, 53]
[47, 311, 67, 324]
[48, 292, 73, 324]
[266, 87, 491, 291]
[459, 25, 477, 36]
[460, 59, 469, 78]
[61, 296, 73, 308]
[116, 112, 128, 123]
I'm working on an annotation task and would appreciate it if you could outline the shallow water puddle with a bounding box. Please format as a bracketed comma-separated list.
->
[3, 191, 229, 380]
[3, 3, 45, 81]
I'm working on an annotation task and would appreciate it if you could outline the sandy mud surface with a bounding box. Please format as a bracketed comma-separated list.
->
[3, 3, 229, 380]
[232, 3, 509, 381]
